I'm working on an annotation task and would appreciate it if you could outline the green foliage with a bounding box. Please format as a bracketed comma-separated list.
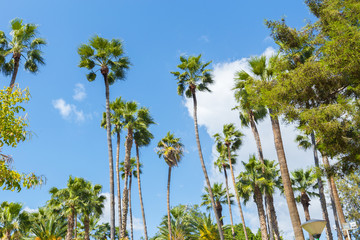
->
[120, 158, 142, 179]
[201, 183, 234, 211]
[157, 132, 184, 168]
[171, 54, 213, 98]
[290, 168, 319, 203]
[0, 201, 29, 240]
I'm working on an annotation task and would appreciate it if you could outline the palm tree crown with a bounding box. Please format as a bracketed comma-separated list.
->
[157, 132, 184, 167]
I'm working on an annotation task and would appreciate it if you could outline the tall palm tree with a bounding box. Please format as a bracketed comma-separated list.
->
[171, 55, 224, 240]
[213, 123, 249, 240]
[214, 147, 236, 238]
[134, 125, 154, 240]
[119, 101, 154, 238]
[237, 156, 269, 240]
[241, 55, 305, 239]
[157, 132, 184, 240]
[296, 133, 336, 240]
[0, 18, 46, 87]
[233, 65, 281, 240]
[78, 36, 130, 240]
[200, 182, 234, 227]
[0, 201, 29, 240]
[101, 97, 125, 237]
[291, 168, 318, 240]
[120, 157, 142, 240]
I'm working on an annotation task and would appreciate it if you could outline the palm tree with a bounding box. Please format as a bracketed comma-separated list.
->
[78, 36, 130, 240]
[240, 54, 305, 239]
[80, 182, 106, 240]
[201, 182, 234, 227]
[171, 55, 224, 240]
[0, 18, 46, 87]
[237, 156, 268, 240]
[101, 97, 125, 236]
[119, 101, 154, 238]
[48, 176, 87, 240]
[28, 214, 67, 240]
[0, 201, 29, 240]
[134, 125, 154, 240]
[157, 132, 184, 240]
[233, 64, 281, 240]
[291, 168, 318, 240]
[190, 212, 219, 240]
[213, 147, 236, 238]
[120, 157, 142, 240]
[213, 123, 249, 240]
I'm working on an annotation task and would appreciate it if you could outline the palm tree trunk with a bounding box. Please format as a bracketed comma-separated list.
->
[266, 193, 281, 240]
[66, 209, 75, 240]
[301, 193, 314, 240]
[254, 185, 269, 240]
[310, 132, 333, 240]
[269, 109, 304, 240]
[116, 132, 123, 239]
[226, 145, 249, 240]
[121, 128, 133, 239]
[249, 112, 280, 240]
[167, 166, 172, 240]
[103, 74, 115, 240]
[84, 215, 90, 240]
[223, 167, 235, 239]
[191, 90, 224, 240]
[264, 195, 274, 240]
[6, 230, 11, 240]
[9, 52, 21, 88]
[322, 155, 345, 240]
[216, 200, 224, 226]
[328, 178, 343, 240]
[129, 174, 134, 240]
[136, 144, 149, 240]
[74, 213, 78, 239]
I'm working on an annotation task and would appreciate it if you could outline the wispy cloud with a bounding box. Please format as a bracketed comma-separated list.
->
[52, 98, 85, 122]
[199, 35, 209, 43]
[73, 83, 86, 101]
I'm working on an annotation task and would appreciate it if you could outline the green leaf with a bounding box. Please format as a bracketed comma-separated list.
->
[86, 72, 96, 82]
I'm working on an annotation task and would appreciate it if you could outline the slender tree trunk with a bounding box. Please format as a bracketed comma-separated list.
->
[129, 174, 134, 240]
[226, 144, 249, 240]
[103, 71, 115, 240]
[121, 128, 133, 239]
[254, 185, 269, 240]
[116, 132, 123, 239]
[66, 209, 75, 240]
[191, 89, 224, 240]
[301, 192, 314, 240]
[269, 109, 304, 240]
[249, 112, 280, 240]
[167, 166, 172, 240]
[328, 178, 343, 240]
[264, 195, 274, 240]
[6, 230, 11, 240]
[322, 155, 345, 240]
[84, 215, 90, 240]
[267, 193, 281, 240]
[74, 213, 78, 239]
[135, 144, 149, 240]
[310, 132, 333, 240]
[9, 52, 21, 88]
[223, 167, 235, 239]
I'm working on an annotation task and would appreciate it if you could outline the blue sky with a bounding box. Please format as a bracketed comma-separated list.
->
[1, 1, 337, 239]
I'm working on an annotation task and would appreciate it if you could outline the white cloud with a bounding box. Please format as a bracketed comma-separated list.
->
[52, 98, 85, 122]
[182, 47, 338, 239]
[199, 35, 209, 43]
[73, 83, 86, 101]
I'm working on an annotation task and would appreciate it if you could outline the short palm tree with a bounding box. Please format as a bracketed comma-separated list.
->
[190, 212, 219, 240]
[0, 201, 29, 240]
[201, 182, 233, 227]
[157, 132, 184, 240]
[28, 214, 67, 240]
[78, 36, 130, 240]
[134, 125, 154, 240]
[237, 156, 269, 240]
[214, 146, 236, 238]
[120, 157, 142, 240]
[171, 55, 224, 240]
[101, 97, 125, 235]
[213, 123, 249, 240]
[0, 18, 46, 87]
